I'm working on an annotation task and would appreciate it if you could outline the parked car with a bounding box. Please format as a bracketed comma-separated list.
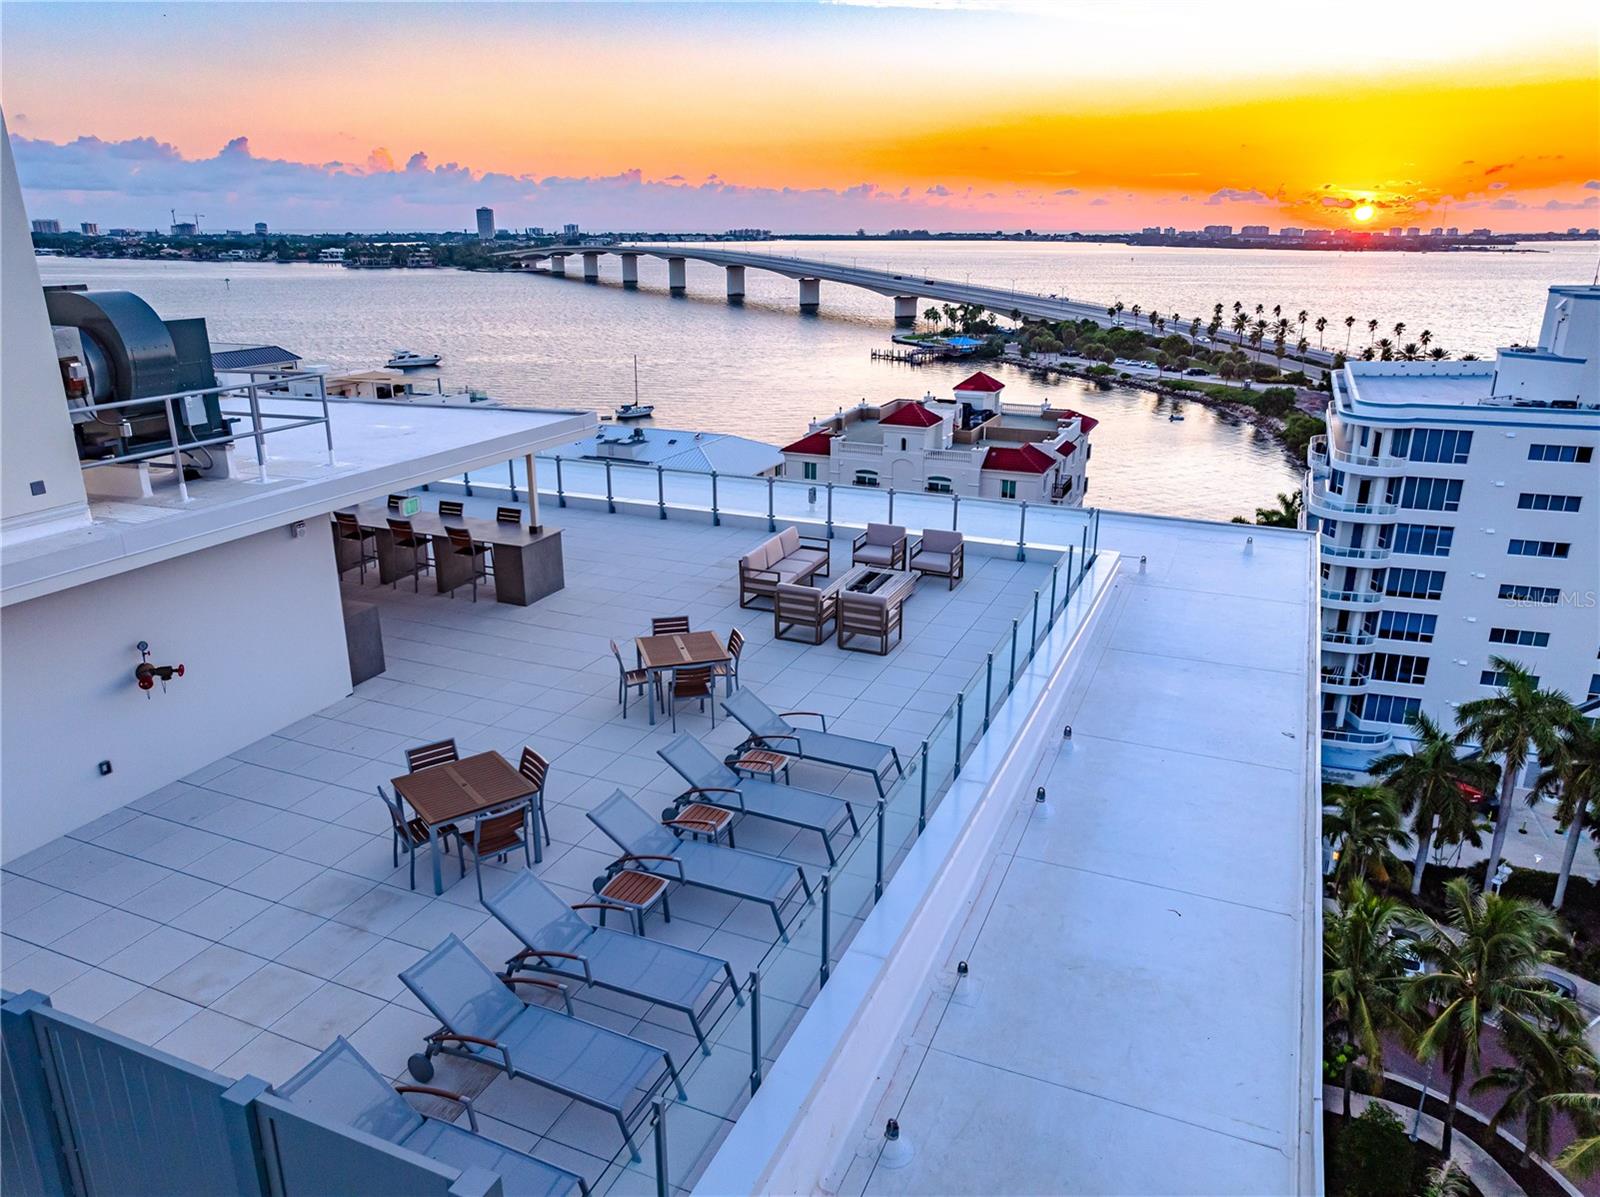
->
[1541, 967, 1579, 1001]
[1184, 367, 1209, 376]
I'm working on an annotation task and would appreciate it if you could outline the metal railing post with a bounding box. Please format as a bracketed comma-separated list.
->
[508, 460, 518, 501]
[246, 385, 267, 482]
[318, 376, 334, 465]
[918, 741, 929, 832]
[749, 970, 762, 1095]
[983, 653, 993, 732]
[653, 1100, 670, 1197]
[951, 493, 959, 530]
[1016, 501, 1028, 561]
[767, 476, 775, 532]
[819, 875, 831, 986]
[1081, 523, 1088, 564]
[874, 797, 886, 902]
[1009, 619, 1019, 693]
[954, 693, 965, 776]
[1030, 590, 1040, 659]
[826, 482, 834, 538]
[555, 455, 566, 507]
[1092, 507, 1100, 559]
[1050, 566, 1058, 619]
[163, 397, 192, 501]
[605, 460, 615, 513]
[887, 487, 895, 524]
[462, 472, 473, 497]
[657, 465, 667, 520]
[711, 471, 720, 526]
[1065, 545, 1075, 598]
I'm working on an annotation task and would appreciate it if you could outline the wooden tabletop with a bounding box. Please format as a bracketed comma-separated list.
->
[598, 870, 669, 909]
[635, 631, 730, 671]
[391, 751, 535, 827]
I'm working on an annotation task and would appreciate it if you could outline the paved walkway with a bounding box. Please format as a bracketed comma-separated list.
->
[1328, 1088, 1525, 1197]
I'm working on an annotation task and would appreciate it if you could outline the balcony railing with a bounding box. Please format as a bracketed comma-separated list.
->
[1320, 669, 1369, 690]
[1306, 479, 1399, 517]
[1321, 542, 1391, 562]
[1321, 585, 1384, 606]
[1322, 727, 1394, 747]
[1321, 628, 1377, 649]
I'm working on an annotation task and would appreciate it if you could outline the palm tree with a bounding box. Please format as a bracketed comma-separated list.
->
[1113, 300, 1124, 322]
[1400, 341, 1421, 361]
[1536, 718, 1600, 909]
[1130, 304, 1142, 325]
[1367, 318, 1379, 346]
[1106, 304, 1117, 322]
[1316, 315, 1328, 348]
[1251, 490, 1302, 527]
[1325, 879, 1415, 1117]
[1232, 300, 1243, 317]
[1455, 659, 1577, 888]
[1372, 711, 1494, 895]
[1393, 321, 1406, 342]
[1207, 316, 1222, 341]
[1404, 877, 1576, 1157]
[1419, 329, 1433, 352]
[1324, 785, 1412, 887]
[1344, 315, 1357, 352]
[1472, 1018, 1598, 1166]
[1427, 347, 1451, 361]
[941, 303, 959, 328]
[1420, 1163, 1470, 1197]
[1153, 351, 1169, 379]
[1218, 359, 1238, 385]
[1296, 336, 1309, 358]
[923, 305, 942, 330]
[1189, 317, 1201, 339]
[1231, 312, 1249, 344]
[1249, 318, 1267, 361]
[1376, 337, 1395, 360]
[1254, 303, 1265, 318]
[1549, 1093, 1600, 1176]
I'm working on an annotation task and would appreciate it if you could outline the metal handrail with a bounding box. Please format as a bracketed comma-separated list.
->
[1321, 586, 1384, 605]
[1307, 482, 1398, 516]
[1321, 629, 1377, 647]
[1322, 727, 1394, 746]
[1321, 543, 1391, 561]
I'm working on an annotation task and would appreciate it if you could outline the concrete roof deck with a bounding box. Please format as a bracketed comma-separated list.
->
[2, 399, 592, 605]
[0, 498, 1053, 1195]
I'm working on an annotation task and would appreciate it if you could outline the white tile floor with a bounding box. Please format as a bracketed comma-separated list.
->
[1, 501, 1050, 1194]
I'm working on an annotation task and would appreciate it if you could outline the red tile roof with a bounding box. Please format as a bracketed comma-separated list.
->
[1061, 410, 1100, 434]
[781, 430, 834, 456]
[982, 444, 1057, 474]
[954, 370, 1005, 393]
[1055, 441, 1077, 459]
[880, 402, 943, 428]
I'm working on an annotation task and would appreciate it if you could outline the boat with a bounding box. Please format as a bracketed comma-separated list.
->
[1168, 411, 1186, 421]
[614, 355, 654, 419]
[387, 349, 441, 369]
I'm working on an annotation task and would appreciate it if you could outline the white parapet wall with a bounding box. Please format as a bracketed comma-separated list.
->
[1, 521, 351, 862]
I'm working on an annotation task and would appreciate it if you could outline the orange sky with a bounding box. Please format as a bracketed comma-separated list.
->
[2, 1, 1597, 232]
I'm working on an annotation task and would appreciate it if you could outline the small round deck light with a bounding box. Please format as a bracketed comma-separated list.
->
[881, 1118, 914, 1169]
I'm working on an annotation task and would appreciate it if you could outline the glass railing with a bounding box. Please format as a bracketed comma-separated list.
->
[444, 456, 1102, 1193]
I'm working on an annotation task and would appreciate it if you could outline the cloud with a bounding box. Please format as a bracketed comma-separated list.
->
[1053, 187, 1079, 196]
[1483, 162, 1514, 175]
[1488, 181, 1507, 190]
[1203, 187, 1271, 206]
[1586, 180, 1600, 190]
[924, 184, 951, 197]
[1088, 197, 1109, 207]
[1543, 196, 1599, 211]
[366, 147, 397, 174]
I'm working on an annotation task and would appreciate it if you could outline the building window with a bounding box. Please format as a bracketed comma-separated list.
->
[1529, 444, 1594, 463]
[1397, 477, 1463, 512]
[1481, 668, 1540, 688]
[854, 470, 879, 488]
[1508, 539, 1571, 558]
[1489, 627, 1550, 647]
[1498, 584, 1561, 604]
[900, 438, 908, 452]
[1360, 694, 1422, 725]
[1377, 611, 1437, 643]
[802, 461, 818, 481]
[1370, 653, 1430, 685]
[926, 476, 953, 495]
[1384, 568, 1446, 600]
[1517, 493, 1582, 512]
[1383, 523, 1454, 556]
[1391, 428, 1472, 463]
[1000, 479, 1017, 500]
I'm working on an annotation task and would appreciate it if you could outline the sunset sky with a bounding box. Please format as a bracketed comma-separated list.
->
[3, 0, 1597, 234]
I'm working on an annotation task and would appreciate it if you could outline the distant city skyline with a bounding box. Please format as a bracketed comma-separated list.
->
[2, 0, 1597, 234]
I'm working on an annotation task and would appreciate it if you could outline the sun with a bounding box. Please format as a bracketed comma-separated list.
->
[1352, 203, 1376, 224]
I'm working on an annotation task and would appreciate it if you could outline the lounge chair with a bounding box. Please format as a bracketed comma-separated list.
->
[485, 869, 741, 1054]
[657, 733, 859, 865]
[400, 934, 684, 1162]
[586, 790, 811, 938]
[722, 689, 905, 797]
[275, 1036, 588, 1197]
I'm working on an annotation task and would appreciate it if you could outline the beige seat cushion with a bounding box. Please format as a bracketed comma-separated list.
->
[855, 544, 897, 566]
[914, 550, 953, 572]
[777, 527, 801, 556]
[788, 548, 828, 570]
[921, 529, 963, 553]
[742, 540, 776, 571]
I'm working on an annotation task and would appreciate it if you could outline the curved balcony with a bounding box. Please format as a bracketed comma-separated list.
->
[1306, 478, 1399, 522]
[1327, 444, 1407, 477]
[1322, 727, 1394, 750]
[1320, 669, 1369, 693]
[1321, 627, 1377, 651]
[1321, 585, 1385, 609]
[1321, 542, 1391, 563]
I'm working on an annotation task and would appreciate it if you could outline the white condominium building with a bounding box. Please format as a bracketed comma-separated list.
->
[1309, 284, 1600, 780]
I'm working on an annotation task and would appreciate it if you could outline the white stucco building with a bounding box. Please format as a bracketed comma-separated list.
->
[779, 371, 1095, 505]
[1308, 284, 1600, 779]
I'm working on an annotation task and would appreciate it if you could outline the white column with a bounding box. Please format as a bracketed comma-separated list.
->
[668, 257, 687, 294]
[799, 277, 820, 312]
[620, 253, 639, 289]
[548, 254, 566, 276]
[894, 295, 918, 323]
[582, 252, 600, 282]
[726, 264, 746, 300]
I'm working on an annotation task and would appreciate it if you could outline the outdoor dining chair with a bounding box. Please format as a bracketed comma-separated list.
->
[496, 506, 523, 524]
[657, 733, 859, 866]
[387, 494, 407, 510]
[387, 518, 431, 592]
[274, 1036, 589, 1197]
[712, 627, 745, 693]
[723, 688, 905, 797]
[377, 783, 454, 892]
[484, 869, 741, 1055]
[650, 615, 691, 635]
[517, 747, 553, 857]
[667, 666, 716, 732]
[458, 802, 534, 899]
[586, 789, 811, 938]
[609, 639, 655, 719]
[438, 499, 465, 519]
[400, 934, 684, 1163]
[406, 739, 459, 770]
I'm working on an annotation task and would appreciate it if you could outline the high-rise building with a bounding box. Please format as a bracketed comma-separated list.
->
[255, 221, 269, 236]
[1240, 224, 1270, 236]
[1308, 285, 1599, 780]
[562, 222, 580, 239]
[78, 222, 98, 236]
[475, 206, 495, 242]
[30, 219, 60, 234]
[1279, 227, 1304, 238]
[1201, 224, 1233, 236]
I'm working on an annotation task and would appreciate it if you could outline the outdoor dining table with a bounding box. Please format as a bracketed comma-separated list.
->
[390, 750, 539, 894]
[634, 631, 731, 726]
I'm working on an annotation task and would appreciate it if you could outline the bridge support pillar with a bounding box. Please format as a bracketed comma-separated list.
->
[893, 295, 918, 324]
[582, 252, 600, 282]
[798, 277, 820, 313]
[726, 265, 745, 302]
[548, 254, 566, 277]
[668, 257, 687, 295]
[620, 253, 639, 289]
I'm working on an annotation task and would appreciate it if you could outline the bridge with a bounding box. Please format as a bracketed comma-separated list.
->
[498, 243, 1336, 369]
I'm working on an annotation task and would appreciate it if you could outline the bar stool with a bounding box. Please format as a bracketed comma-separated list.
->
[439, 499, 465, 519]
[333, 511, 377, 584]
[443, 526, 490, 602]
[387, 518, 431, 592]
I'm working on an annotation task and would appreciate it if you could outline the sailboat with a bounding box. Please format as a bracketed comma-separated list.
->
[614, 356, 655, 420]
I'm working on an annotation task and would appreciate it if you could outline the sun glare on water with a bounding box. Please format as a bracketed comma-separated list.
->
[1352, 203, 1376, 223]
